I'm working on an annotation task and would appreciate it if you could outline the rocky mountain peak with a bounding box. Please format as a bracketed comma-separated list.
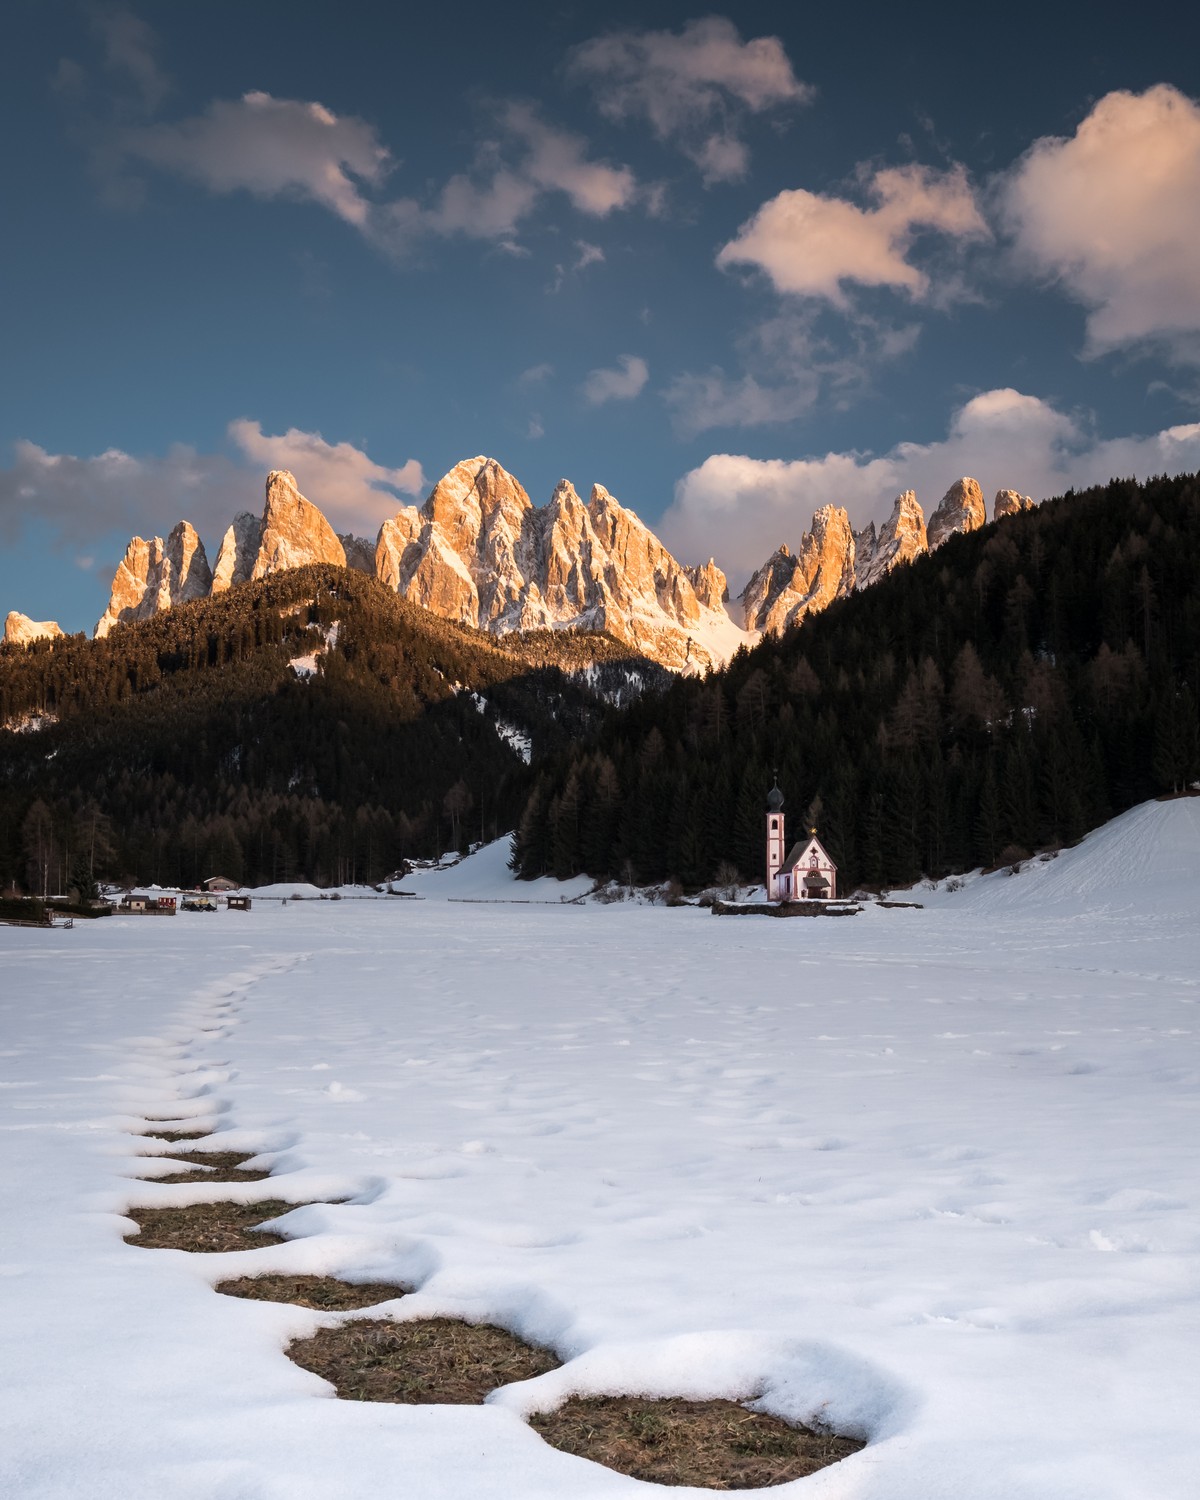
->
[928, 477, 986, 550]
[95, 521, 212, 638]
[857, 489, 929, 589]
[251, 470, 345, 579]
[740, 507, 856, 634]
[684, 559, 729, 610]
[211, 511, 260, 593]
[994, 488, 1034, 520]
[4, 611, 64, 647]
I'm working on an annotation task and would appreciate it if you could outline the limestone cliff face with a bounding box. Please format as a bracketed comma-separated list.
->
[855, 490, 929, 589]
[211, 512, 260, 594]
[251, 470, 345, 579]
[994, 488, 1034, 520]
[373, 458, 745, 671]
[928, 477, 987, 550]
[95, 521, 212, 638]
[4, 611, 64, 647]
[740, 506, 856, 634]
[684, 559, 729, 610]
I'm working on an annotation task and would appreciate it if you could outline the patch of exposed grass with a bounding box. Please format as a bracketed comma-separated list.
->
[137, 1127, 211, 1142]
[529, 1396, 865, 1489]
[166, 1150, 261, 1169]
[286, 1317, 560, 1403]
[135, 1149, 271, 1184]
[145, 1164, 272, 1184]
[216, 1274, 409, 1310]
[124, 1199, 309, 1251]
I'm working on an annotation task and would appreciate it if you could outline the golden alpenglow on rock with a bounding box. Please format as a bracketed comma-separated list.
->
[993, 488, 1035, 520]
[927, 476, 987, 549]
[739, 505, 857, 634]
[3, 611, 64, 646]
[95, 521, 212, 638]
[250, 470, 346, 579]
[371, 457, 747, 672]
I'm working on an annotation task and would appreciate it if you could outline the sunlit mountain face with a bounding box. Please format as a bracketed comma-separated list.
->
[3, 3, 1198, 632]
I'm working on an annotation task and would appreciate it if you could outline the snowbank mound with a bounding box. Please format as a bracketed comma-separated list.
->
[925, 796, 1200, 916]
[404, 837, 593, 903]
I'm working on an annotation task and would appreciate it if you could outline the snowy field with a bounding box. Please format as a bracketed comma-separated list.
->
[2, 800, 1198, 1498]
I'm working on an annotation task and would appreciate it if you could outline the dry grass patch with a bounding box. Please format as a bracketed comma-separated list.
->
[137, 1127, 212, 1142]
[124, 1199, 310, 1251]
[530, 1396, 865, 1489]
[216, 1274, 409, 1310]
[135, 1150, 271, 1184]
[286, 1317, 560, 1404]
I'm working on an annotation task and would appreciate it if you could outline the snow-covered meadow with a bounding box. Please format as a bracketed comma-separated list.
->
[2, 800, 1198, 1498]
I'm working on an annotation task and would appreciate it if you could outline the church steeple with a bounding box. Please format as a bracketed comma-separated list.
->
[765, 777, 786, 898]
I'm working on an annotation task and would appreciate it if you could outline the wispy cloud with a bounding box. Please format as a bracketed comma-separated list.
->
[122, 91, 391, 227]
[0, 423, 424, 551]
[582, 354, 649, 405]
[90, 5, 170, 113]
[664, 310, 921, 436]
[570, 17, 811, 183]
[115, 84, 640, 257]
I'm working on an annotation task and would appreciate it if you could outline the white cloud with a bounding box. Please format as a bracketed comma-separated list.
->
[227, 421, 425, 529]
[570, 16, 811, 182]
[1003, 85, 1200, 360]
[0, 424, 424, 552]
[582, 355, 650, 405]
[518, 362, 554, 386]
[123, 91, 391, 227]
[661, 387, 1200, 585]
[717, 163, 987, 305]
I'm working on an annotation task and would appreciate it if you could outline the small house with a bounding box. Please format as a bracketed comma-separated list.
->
[203, 875, 240, 893]
[227, 895, 252, 911]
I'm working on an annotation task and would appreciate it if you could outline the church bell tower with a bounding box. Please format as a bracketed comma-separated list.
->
[765, 779, 786, 899]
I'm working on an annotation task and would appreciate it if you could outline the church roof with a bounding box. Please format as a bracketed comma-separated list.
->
[766, 781, 785, 812]
[781, 834, 837, 871]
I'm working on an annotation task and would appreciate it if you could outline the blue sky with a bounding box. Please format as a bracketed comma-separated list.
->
[3, 1, 1200, 631]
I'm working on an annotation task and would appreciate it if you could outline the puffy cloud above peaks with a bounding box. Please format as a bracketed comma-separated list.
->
[227, 422, 425, 526]
[662, 389, 1200, 586]
[1003, 85, 1200, 360]
[718, 163, 987, 305]
[570, 17, 811, 182]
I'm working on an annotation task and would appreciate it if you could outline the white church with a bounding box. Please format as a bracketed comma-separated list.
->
[765, 782, 838, 902]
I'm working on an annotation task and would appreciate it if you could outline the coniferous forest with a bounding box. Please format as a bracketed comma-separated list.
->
[510, 472, 1200, 891]
[0, 567, 663, 893]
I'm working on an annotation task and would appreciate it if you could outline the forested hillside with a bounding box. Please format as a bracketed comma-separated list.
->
[0, 567, 665, 892]
[511, 473, 1200, 890]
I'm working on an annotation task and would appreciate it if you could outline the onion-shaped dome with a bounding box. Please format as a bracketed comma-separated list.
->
[766, 781, 785, 812]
